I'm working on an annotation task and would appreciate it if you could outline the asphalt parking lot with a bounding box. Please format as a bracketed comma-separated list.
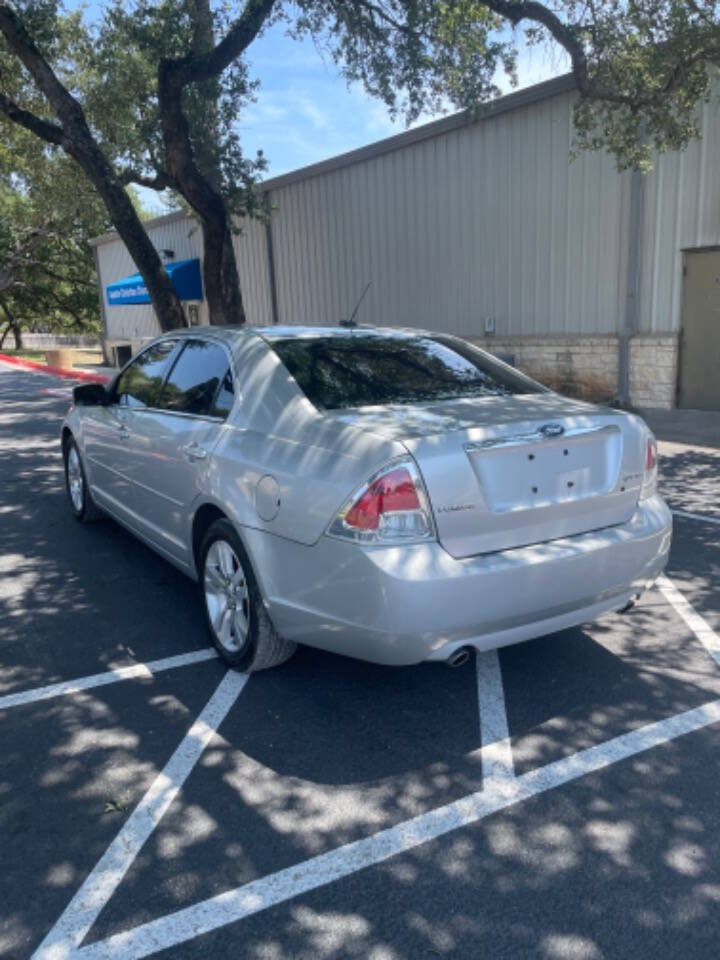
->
[2, 362, 720, 960]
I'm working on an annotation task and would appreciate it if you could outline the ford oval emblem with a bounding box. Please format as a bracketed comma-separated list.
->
[539, 422, 565, 438]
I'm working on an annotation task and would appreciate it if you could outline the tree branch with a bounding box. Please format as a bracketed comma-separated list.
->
[34, 264, 95, 287]
[484, 1, 589, 86]
[0, 5, 87, 129]
[484, 0, 720, 105]
[0, 229, 56, 293]
[159, 0, 276, 92]
[0, 92, 65, 145]
[118, 168, 171, 191]
[352, 0, 414, 35]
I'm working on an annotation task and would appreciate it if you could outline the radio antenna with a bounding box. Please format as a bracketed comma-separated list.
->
[340, 281, 372, 328]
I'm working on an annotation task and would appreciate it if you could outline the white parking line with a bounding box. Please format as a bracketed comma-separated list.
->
[657, 575, 720, 666]
[673, 509, 720, 527]
[32, 669, 248, 960]
[475, 650, 514, 783]
[74, 696, 720, 960]
[31, 577, 720, 959]
[0, 649, 218, 712]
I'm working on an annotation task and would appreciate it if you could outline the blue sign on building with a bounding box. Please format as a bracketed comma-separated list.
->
[106, 258, 203, 306]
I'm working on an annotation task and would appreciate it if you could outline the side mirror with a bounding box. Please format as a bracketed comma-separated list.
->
[73, 382, 108, 407]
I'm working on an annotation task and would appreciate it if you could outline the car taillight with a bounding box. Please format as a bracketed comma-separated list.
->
[646, 436, 657, 472]
[327, 457, 436, 544]
[640, 433, 658, 500]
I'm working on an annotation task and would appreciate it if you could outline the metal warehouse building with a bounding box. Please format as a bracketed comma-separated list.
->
[92, 73, 720, 411]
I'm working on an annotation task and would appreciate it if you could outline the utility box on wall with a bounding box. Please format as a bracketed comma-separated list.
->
[185, 302, 202, 326]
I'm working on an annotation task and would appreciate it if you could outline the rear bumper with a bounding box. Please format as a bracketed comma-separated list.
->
[245, 495, 672, 666]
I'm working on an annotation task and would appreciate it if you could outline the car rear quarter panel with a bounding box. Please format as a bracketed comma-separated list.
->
[200, 335, 406, 547]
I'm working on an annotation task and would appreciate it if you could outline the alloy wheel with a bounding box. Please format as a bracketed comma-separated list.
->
[203, 539, 251, 653]
[67, 446, 84, 513]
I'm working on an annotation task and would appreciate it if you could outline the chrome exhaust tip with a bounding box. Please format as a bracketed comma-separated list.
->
[447, 647, 471, 668]
[618, 593, 641, 614]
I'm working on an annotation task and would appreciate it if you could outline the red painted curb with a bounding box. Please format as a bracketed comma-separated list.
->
[0, 352, 110, 384]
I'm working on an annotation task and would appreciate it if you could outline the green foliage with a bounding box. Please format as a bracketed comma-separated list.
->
[558, 0, 719, 170]
[289, 0, 517, 122]
[3, 0, 717, 196]
[81, 0, 268, 221]
[0, 116, 110, 334]
[290, 0, 720, 171]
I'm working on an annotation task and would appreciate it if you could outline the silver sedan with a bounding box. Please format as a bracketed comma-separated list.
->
[61, 326, 672, 671]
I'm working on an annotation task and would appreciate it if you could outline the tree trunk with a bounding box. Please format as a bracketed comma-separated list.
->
[158, 98, 246, 324]
[64, 141, 187, 333]
[201, 216, 245, 325]
[158, 1, 246, 326]
[0, 299, 22, 349]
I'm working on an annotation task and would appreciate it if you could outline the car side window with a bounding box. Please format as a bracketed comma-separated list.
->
[211, 367, 235, 418]
[115, 340, 178, 408]
[158, 340, 235, 418]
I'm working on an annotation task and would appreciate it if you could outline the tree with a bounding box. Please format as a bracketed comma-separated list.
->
[481, 1, 720, 171]
[1, 0, 718, 334]
[0, 108, 114, 348]
[0, 1, 186, 332]
[84, 0, 269, 326]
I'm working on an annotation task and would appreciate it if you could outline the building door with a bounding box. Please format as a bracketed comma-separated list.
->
[678, 250, 720, 410]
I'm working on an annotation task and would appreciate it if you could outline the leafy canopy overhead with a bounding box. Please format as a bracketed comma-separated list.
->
[83, 0, 269, 220]
[548, 0, 720, 170]
[6, 0, 717, 205]
[94, 0, 720, 178]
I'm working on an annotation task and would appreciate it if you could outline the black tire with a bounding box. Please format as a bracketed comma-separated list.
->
[199, 518, 296, 672]
[63, 436, 103, 522]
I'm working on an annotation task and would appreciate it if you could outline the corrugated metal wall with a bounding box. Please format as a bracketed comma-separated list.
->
[96, 76, 720, 341]
[231, 215, 273, 326]
[637, 80, 720, 333]
[269, 90, 632, 336]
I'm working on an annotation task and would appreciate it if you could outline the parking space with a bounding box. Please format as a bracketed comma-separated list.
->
[2, 362, 720, 960]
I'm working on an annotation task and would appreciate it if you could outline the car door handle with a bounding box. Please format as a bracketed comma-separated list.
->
[181, 442, 208, 461]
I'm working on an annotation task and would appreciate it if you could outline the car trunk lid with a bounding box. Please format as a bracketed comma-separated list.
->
[328, 396, 645, 557]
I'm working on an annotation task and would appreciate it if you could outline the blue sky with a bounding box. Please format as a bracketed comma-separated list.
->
[241, 22, 564, 176]
[74, 4, 567, 212]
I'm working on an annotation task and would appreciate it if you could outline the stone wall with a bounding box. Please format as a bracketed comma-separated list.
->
[467, 335, 619, 403]
[628, 335, 678, 410]
[465, 333, 679, 409]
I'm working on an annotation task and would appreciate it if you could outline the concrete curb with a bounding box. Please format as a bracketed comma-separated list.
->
[0, 352, 110, 384]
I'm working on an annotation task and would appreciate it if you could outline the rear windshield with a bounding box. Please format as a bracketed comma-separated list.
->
[269, 332, 545, 410]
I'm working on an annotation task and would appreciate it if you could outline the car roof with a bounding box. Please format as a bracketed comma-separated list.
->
[254, 325, 432, 341]
[161, 324, 436, 344]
